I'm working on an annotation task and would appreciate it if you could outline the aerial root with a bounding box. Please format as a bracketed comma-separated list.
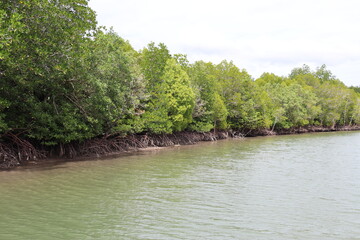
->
[0, 133, 46, 169]
[71, 131, 232, 158]
[0, 130, 237, 169]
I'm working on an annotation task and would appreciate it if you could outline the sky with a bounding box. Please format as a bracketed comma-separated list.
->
[88, 0, 360, 86]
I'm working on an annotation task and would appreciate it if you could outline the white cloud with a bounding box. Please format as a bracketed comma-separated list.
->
[89, 0, 360, 86]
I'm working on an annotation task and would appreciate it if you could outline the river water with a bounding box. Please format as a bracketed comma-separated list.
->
[0, 132, 359, 240]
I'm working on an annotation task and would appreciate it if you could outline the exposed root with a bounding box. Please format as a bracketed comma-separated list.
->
[0, 130, 235, 169]
[0, 133, 46, 169]
[2, 125, 360, 169]
[63, 131, 231, 159]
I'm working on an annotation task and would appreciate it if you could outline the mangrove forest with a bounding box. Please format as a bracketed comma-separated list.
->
[1, 0, 360, 168]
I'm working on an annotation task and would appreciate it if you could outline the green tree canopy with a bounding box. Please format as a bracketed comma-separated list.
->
[0, 0, 97, 144]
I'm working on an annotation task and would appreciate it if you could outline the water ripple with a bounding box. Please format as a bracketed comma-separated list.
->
[0, 132, 360, 239]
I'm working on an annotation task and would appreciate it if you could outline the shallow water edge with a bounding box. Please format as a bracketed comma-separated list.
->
[4, 125, 360, 171]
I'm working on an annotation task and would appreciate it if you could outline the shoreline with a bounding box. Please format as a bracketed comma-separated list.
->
[2, 125, 360, 170]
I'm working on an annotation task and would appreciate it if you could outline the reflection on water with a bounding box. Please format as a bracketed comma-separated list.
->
[0, 132, 360, 240]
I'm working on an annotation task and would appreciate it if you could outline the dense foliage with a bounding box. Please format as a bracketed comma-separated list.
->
[1, 0, 360, 149]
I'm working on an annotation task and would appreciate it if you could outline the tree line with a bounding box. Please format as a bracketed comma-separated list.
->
[1, 0, 360, 148]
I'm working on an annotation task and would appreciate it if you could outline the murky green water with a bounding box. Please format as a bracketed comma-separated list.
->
[0, 132, 359, 240]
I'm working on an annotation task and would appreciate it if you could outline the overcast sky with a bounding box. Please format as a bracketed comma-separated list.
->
[88, 0, 360, 86]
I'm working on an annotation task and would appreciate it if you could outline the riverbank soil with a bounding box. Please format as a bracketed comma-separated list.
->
[1, 125, 360, 169]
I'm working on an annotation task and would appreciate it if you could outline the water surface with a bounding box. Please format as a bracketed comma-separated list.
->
[0, 132, 359, 239]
